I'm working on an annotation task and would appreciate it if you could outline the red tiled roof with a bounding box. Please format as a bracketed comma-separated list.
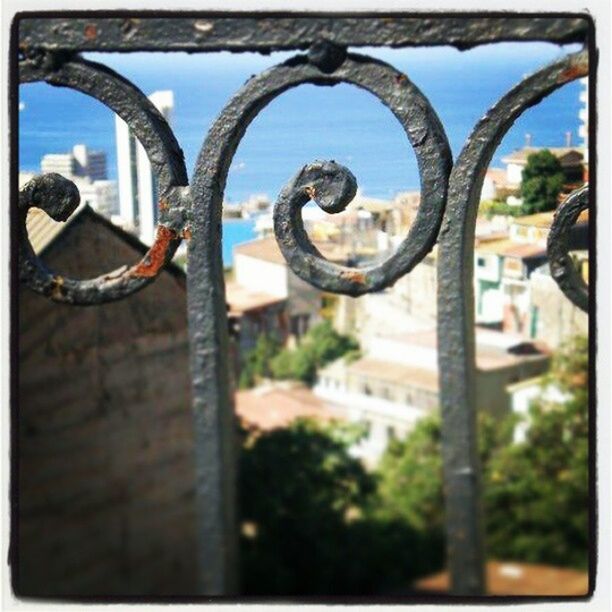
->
[234, 236, 356, 266]
[475, 238, 546, 259]
[235, 384, 343, 431]
[414, 560, 588, 596]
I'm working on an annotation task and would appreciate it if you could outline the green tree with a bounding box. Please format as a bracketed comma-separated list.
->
[239, 418, 444, 595]
[239, 334, 281, 389]
[485, 335, 589, 568]
[520, 150, 566, 214]
[374, 412, 511, 534]
[373, 336, 589, 569]
[270, 321, 359, 385]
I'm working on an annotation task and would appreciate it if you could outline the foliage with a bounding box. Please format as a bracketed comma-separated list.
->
[479, 199, 523, 219]
[239, 418, 444, 595]
[374, 416, 445, 532]
[270, 321, 359, 385]
[485, 335, 589, 568]
[373, 335, 589, 569]
[520, 150, 566, 214]
[238, 334, 281, 389]
[373, 412, 511, 531]
[485, 391, 588, 568]
[238, 336, 589, 595]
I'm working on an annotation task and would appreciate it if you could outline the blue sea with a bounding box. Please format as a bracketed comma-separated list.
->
[222, 219, 256, 266]
[18, 42, 584, 259]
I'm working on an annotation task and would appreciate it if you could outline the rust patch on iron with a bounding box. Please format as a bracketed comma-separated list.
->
[50, 275, 65, 299]
[558, 62, 588, 82]
[340, 269, 366, 285]
[130, 225, 177, 278]
[84, 24, 98, 40]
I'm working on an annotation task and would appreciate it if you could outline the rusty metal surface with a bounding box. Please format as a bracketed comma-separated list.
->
[436, 48, 588, 595]
[17, 15, 589, 53]
[548, 185, 590, 312]
[14, 12, 592, 599]
[18, 53, 189, 304]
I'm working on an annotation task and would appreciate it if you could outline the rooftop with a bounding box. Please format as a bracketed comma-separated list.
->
[347, 357, 439, 392]
[24, 204, 186, 282]
[234, 236, 357, 266]
[501, 146, 584, 166]
[375, 328, 550, 371]
[475, 238, 546, 259]
[512, 209, 589, 228]
[414, 561, 588, 596]
[225, 281, 285, 316]
[484, 167, 508, 183]
[26, 206, 81, 254]
[235, 383, 342, 431]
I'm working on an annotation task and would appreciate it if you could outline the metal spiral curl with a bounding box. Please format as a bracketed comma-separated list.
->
[18, 52, 189, 305]
[547, 184, 589, 312]
[215, 47, 452, 297]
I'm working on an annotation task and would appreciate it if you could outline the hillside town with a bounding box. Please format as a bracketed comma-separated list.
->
[19, 77, 590, 467]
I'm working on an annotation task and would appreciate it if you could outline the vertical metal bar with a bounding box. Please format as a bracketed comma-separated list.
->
[436, 48, 588, 595]
[186, 194, 238, 595]
[437, 187, 486, 596]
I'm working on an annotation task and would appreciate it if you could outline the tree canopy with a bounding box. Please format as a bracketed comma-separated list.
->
[270, 320, 359, 385]
[238, 334, 281, 389]
[520, 150, 566, 214]
[374, 335, 589, 569]
[239, 419, 444, 595]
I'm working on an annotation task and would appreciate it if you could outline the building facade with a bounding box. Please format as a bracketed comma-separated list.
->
[233, 237, 324, 339]
[115, 90, 174, 245]
[41, 143, 107, 181]
[315, 328, 550, 464]
[19, 205, 198, 597]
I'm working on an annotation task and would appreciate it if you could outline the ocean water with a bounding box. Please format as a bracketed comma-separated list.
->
[222, 219, 256, 266]
[19, 42, 584, 203]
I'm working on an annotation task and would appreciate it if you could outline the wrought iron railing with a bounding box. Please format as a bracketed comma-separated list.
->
[13, 13, 592, 596]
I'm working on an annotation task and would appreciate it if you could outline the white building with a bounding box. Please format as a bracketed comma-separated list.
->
[40, 152, 77, 177]
[315, 328, 550, 465]
[76, 179, 119, 217]
[233, 236, 323, 338]
[115, 90, 174, 245]
[507, 377, 569, 443]
[38, 145, 117, 216]
[41, 144, 107, 181]
[501, 146, 584, 187]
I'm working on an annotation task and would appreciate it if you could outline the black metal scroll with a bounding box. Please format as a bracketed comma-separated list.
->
[18, 53, 189, 304]
[548, 185, 589, 312]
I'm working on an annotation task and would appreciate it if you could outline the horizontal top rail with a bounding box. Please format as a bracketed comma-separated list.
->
[17, 14, 589, 54]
